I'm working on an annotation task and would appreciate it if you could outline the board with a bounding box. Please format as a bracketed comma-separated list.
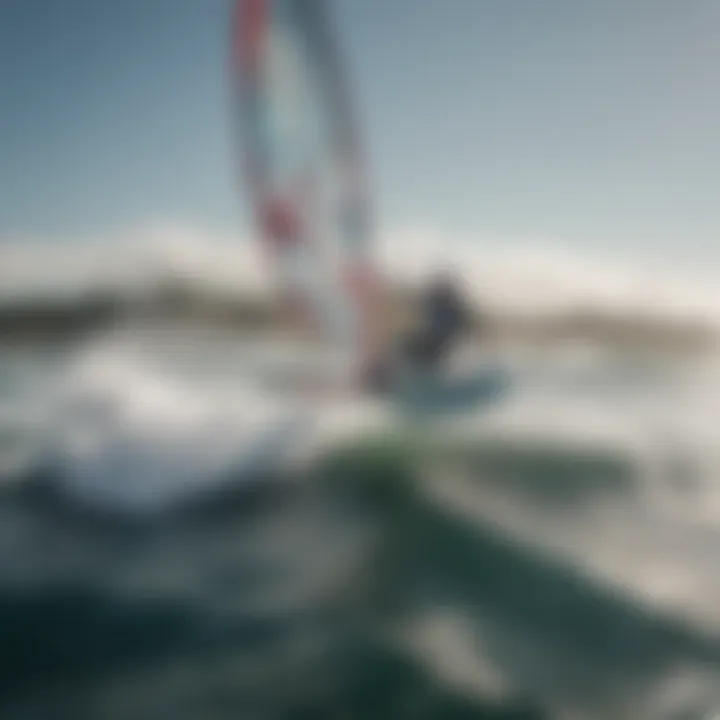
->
[391, 365, 510, 416]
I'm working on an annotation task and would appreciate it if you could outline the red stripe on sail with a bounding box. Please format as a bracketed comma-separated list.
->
[259, 196, 303, 249]
[234, 0, 268, 73]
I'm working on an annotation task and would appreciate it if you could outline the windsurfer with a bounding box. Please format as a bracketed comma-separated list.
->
[362, 270, 473, 393]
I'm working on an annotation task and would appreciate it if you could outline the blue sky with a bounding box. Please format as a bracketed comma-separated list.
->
[2, 0, 720, 257]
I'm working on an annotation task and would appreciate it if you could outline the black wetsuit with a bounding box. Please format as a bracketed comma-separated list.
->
[362, 280, 470, 394]
[401, 281, 470, 370]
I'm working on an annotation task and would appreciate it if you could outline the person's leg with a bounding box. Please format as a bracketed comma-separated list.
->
[399, 332, 426, 366]
[418, 327, 458, 371]
[399, 331, 438, 371]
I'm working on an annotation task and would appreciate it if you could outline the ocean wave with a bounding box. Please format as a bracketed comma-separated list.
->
[4, 440, 720, 718]
[4, 327, 720, 715]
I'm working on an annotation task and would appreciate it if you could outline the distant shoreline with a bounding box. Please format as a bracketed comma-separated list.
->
[0, 283, 716, 354]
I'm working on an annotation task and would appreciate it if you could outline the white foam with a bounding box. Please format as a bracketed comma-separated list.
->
[38, 328, 392, 515]
[43, 332, 305, 514]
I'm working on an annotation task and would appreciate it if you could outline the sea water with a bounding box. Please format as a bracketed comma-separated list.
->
[2, 326, 720, 719]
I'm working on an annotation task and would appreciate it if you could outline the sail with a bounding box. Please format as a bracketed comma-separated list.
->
[232, 0, 379, 376]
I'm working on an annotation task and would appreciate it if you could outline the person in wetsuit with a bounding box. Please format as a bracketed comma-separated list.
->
[362, 271, 472, 393]
[400, 271, 471, 371]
